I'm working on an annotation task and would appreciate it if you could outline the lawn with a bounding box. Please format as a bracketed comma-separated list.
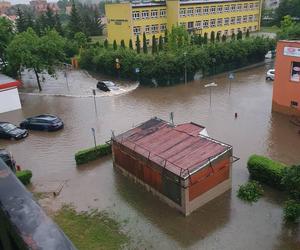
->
[54, 205, 129, 250]
[90, 35, 107, 44]
[260, 26, 280, 33]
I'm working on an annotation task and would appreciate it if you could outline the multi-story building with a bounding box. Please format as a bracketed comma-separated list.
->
[105, 0, 262, 47]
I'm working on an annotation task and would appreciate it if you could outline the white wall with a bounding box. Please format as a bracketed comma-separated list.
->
[0, 88, 22, 114]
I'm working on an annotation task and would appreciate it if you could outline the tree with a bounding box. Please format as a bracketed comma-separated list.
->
[237, 30, 243, 40]
[74, 32, 87, 48]
[104, 39, 108, 48]
[210, 31, 215, 43]
[54, 13, 63, 35]
[120, 39, 125, 49]
[0, 17, 14, 64]
[142, 32, 147, 53]
[245, 29, 250, 38]
[129, 39, 133, 49]
[113, 40, 117, 50]
[68, 1, 81, 37]
[167, 26, 189, 50]
[45, 5, 55, 29]
[136, 35, 140, 53]
[25, 13, 34, 30]
[216, 32, 220, 42]
[16, 8, 26, 33]
[275, 0, 300, 24]
[158, 35, 163, 51]
[6, 28, 65, 91]
[221, 34, 227, 42]
[197, 34, 202, 45]
[231, 32, 236, 41]
[152, 35, 157, 54]
[91, 9, 103, 36]
[164, 29, 168, 43]
[203, 32, 208, 44]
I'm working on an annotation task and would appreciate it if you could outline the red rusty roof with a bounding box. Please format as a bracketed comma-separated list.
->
[0, 74, 21, 90]
[114, 118, 232, 178]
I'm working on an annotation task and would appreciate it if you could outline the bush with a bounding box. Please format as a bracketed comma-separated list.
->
[16, 170, 32, 185]
[75, 144, 112, 165]
[237, 181, 263, 203]
[281, 165, 300, 200]
[283, 200, 300, 223]
[247, 155, 286, 189]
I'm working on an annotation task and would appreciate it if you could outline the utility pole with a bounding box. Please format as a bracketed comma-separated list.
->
[92, 89, 98, 116]
[184, 52, 187, 85]
[204, 82, 218, 107]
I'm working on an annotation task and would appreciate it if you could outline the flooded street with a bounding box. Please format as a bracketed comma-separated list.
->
[1, 63, 300, 249]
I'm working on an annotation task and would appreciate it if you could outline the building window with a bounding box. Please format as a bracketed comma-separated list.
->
[151, 24, 159, 33]
[151, 10, 158, 18]
[133, 26, 141, 35]
[291, 62, 300, 82]
[224, 17, 229, 26]
[187, 8, 194, 16]
[230, 17, 236, 25]
[195, 21, 202, 29]
[248, 15, 253, 22]
[203, 6, 209, 15]
[217, 18, 223, 26]
[210, 6, 216, 14]
[160, 9, 166, 17]
[141, 10, 149, 19]
[188, 21, 194, 29]
[195, 7, 202, 15]
[210, 19, 216, 27]
[217, 5, 223, 13]
[291, 101, 298, 107]
[224, 5, 229, 12]
[244, 3, 248, 10]
[145, 25, 150, 34]
[237, 16, 242, 24]
[160, 23, 166, 32]
[180, 22, 186, 27]
[203, 20, 209, 28]
[255, 2, 259, 9]
[231, 4, 236, 12]
[249, 3, 253, 10]
[243, 15, 248, 22]
[132, 11, 140, 20]
[180, 8, 186, 17]
[237, 4, 242, 11]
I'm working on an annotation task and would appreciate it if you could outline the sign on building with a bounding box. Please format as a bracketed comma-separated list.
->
[283, 47, 300, 58]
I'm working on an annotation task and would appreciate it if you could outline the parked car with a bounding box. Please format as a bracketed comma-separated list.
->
[266, 69, 275, 81]
[0, 149, 16, 173]
[97, 81, 119, 92]
[20, 115, 64, 131]
[0, 122, 28, 140]
[265, 50, 276, 59]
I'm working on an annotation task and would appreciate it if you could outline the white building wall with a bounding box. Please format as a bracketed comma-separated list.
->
[0, 88, 21, 114]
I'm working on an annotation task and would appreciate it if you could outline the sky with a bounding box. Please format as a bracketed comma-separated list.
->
[9, 0, 57, 4]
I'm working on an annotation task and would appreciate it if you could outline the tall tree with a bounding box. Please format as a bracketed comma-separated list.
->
[16, 8, 26, 33]
[231, 32, 236, 41]
[245, 29, 250, 38]
[91, 9, 103, 36]
[113, 40, 117, 50]
[237, 30, 243, 40]
[197, 34, 202, 45]
[104, 39, 108, 48]
[45, 5, 55, 29]
[129, 39, 133, 49]
[216, 32, 221, 42]
[203, 32, 208, 44]
[142, 32, 147, 54]
[158, 35, 163, 51]
[152, 35, 157, 54]
[221, 34, 227, 42]
[120, 39, 125, 49]
[54, 13, 63, 35]
[136, 35, 140, 53]
[164, 29, 168, 43]
[0, 17, 13, 64]
[25, 13, 34, 30]
[210, 31, 215, 43]
[68, 1, 81, 37]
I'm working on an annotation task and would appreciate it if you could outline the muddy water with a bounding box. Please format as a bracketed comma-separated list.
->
[1, 63, 300, 249]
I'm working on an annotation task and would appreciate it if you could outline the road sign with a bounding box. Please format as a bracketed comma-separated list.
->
[204, 82, 218, 88]
[229, 72, 235, 80]
[92, 89, 96, 96]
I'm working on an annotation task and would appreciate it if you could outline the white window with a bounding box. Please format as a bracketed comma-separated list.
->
[248, 15, 253, 22]
[132, 11, 140, 20]
[203, 6, 209, 15]
[133, 26, 141, 35]
[217, 18, 222, 26]
[217, 5, 223, 13]
[195, 21, 202, 29]
[203, 20, 209, 28]
[224, 5, 229, 12]
[160, 9, 166, 17]
[151, 10, 158, 18]
[151, 24, 158, 33]
[188, 21, 194, 29]
[195, 7, 202, 15]
[210, 19, 216, 27]
[249, 3, 253, 10]
[210, 6, 216, 14]
[145, 25, 150, 34]
[141, 10, 149, 19]
[243, 15, 247, 22]
[237, 4, 242, 11]
[244, 3, 248, 10]
[160, 23, 166, 31]
[187, 8, 193, 16]
[224, 17, 229, 25]
[231, 4, 236, 12]
[230, 17, 235, 24]
[237, 16, 241, 24]
[180, 8, 186, 17]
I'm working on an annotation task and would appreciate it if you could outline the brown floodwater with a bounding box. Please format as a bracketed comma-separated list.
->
[1, 62, 300, 249]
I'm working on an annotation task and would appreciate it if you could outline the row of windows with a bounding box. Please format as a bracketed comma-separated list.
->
[133, 24, 167, 35]
[132, 9, 166, 20]
[180, 15, 258, 29]
[179, 2, 259, 17]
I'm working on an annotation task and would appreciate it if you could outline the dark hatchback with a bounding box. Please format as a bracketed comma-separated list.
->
[20, 115, 64, 131]
[0, 122, 28, 140]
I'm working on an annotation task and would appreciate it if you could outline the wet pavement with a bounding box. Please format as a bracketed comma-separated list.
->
[1, 64, 300, 249]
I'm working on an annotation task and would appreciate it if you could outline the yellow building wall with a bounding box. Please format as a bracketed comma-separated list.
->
[166, 0, 180, 30]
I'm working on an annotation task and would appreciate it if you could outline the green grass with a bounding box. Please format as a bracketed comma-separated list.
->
[54, 205, 129, 250]
[260, 26, 280, 33]
[90, 35, 107, 44]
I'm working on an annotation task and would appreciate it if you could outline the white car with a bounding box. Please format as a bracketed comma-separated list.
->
[266, 69, 275, 81]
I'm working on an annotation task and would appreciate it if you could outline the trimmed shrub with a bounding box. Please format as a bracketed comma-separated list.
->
[283, 199, 300, 223]
[237, 181, 263, 203]
[247, 155, 286, 189]
[75, 144, 112, 165]
[16, 170, 32, 185]
[281, 165, 300, 200]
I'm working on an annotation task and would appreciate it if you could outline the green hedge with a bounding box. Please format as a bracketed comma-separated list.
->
[16, 170, 32, 185]
[75, 144, 112, 165]
[247, 155, 287, 190]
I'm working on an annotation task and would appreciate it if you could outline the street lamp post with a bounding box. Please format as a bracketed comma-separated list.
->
[115, 58, 120, 79]
[63, 63, 70, 91]
[204, 82, 218, 107]
[184, 52, 187, 85]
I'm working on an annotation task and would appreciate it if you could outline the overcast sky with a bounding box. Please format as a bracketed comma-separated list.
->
[10, 0, 57, 5]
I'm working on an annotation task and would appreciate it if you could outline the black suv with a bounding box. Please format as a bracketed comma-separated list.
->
[20, 115, 64, 131]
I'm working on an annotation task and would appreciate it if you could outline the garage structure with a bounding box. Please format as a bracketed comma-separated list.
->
[112, 117, 233, 216]
[0, 74, 21, 114]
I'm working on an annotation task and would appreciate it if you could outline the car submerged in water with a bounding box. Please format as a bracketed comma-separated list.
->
[97, 81, 119, 92]
[20, 115, 64, 131]
[0, 122, 28, 140]
[266, 69, 275, 81]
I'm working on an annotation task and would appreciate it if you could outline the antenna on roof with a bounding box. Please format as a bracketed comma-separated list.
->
[169, 112, 174, 126]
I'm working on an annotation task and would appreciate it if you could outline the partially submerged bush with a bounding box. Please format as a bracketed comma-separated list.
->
[237, 181, 263, 203]
[247, 155, 286, 189]
[75, 144, 111, 165]
[283, 200, 300, 223]
[16, 170, 32, 185]
[281, 165, 300, 200]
